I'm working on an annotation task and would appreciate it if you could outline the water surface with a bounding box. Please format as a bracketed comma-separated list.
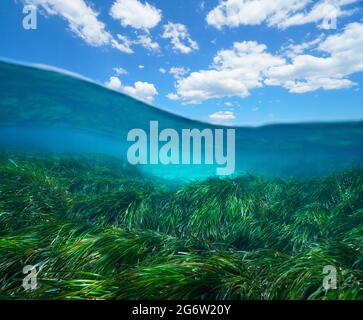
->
[1, 60, 362, 181]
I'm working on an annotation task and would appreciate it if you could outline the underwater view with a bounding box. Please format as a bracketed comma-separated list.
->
[1, 0, 363, 305]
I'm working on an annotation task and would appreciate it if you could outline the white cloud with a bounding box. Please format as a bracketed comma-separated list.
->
[159, 68, 166, 74]
[123, 81, 158, 103]
[111, 34, 134, 53]
[206, 0, 359, 29]
[281, 35, 324, 58]
[169, 23, 363, 102]
[273, 77, 354, 93]
[172, 41, 285, 103]
[112, 34, 160, 53]
[209, 110, 236, 121]
[113, 67, 128, 75]
[25, 0, 112, 46]
[105, 76, 123, 91]
[166, 93, 180, 100]
[24, 0, 145, 54]
[162, 22, 198, 54]
[169, 67, 190, 79]
[105, 76, 158, 103]
[277, 0, 359, 29]
[135, 34, 160, 52]
[138, 65, 145, 69]
[266, 22, 363, 93]
[110, 0, 162, 30]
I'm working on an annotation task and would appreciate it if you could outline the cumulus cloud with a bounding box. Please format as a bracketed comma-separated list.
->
[169, 67, 190, 79]
[171, 41, 285, 103]
[209, 110, 236, 121]
[206, 0, 359, 29]
[271, 77, 354, 93]
[25, 0, 112, 46]
[162, 22, 198, 54]
[266, 22, 363, 93]
[111, 34, 134, 53]
[281, 35, 325, 59]
[277, 0, 359, 29]
[135, 34, 160, 52]
[123, 81, 158, 103]
[112, 33, 160, 53]
[169, 22, 363, 103]
[105, 76, 158, 103]
[110, 0, 162, 30]
[105, 76, 123, 91]
[166, 93, 180, 100]
[24, 0, 143, 55]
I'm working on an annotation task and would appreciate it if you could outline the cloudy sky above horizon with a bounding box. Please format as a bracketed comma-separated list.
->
[1, 0, 363, 125]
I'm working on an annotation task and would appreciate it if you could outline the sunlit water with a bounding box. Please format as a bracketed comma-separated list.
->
[1, 60, 363, 181]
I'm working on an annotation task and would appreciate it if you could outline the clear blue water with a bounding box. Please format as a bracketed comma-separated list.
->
[1, 60, 363, 181]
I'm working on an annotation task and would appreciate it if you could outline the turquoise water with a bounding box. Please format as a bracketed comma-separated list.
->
[1, 60, 363, 181]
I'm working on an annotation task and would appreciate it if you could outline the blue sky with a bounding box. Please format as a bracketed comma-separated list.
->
[0, 0, 362, 126]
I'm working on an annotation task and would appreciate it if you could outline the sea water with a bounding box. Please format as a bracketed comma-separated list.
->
[1, 60, 363, 181]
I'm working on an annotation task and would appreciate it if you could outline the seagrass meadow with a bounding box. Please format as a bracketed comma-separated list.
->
[0, 152, 362, 300]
